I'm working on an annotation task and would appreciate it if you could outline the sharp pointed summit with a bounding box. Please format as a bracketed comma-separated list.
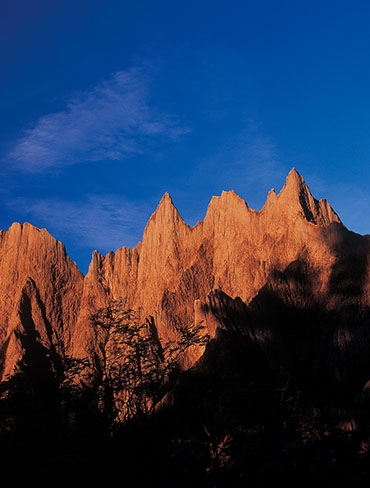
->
[146, 192, 183, 226]
[275, 167, 341, 226]
[280, 167, 315, 203]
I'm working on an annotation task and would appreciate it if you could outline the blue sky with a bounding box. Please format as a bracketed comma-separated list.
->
[2, 0, 370, 274]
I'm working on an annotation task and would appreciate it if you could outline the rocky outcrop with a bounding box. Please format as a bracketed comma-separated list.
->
[0, 222, 83, 378]
[70, 168, 349, 365]
[2, 167, 370, 486]
[1, 167, 370, 402]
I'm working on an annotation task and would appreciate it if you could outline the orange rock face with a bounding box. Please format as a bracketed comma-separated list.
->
[0, 222, 84, 378]
[0, 168, 369, 383]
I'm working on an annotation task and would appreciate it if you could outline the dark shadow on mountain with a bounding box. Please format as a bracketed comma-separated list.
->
[3, 263, 370, 485]
[322, 223, 370, 298]
[123, 284, 370, 486]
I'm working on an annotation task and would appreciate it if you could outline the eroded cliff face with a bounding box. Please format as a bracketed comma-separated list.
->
[71, 169, 347, 360]
[0, 222, 84, 378]
[1, 168, 370, 395]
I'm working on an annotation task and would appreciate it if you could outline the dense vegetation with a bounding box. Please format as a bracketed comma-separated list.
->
[1, 300, 370, 486]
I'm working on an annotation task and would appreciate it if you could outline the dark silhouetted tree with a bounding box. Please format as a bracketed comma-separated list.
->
[90, 297, 209, 429]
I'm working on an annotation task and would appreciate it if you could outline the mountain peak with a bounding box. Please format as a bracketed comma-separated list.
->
[142, 191, 189, 247]
[150, 191, 180, 220]
[287, 166, 302, 179]
[282, 167, 308, 195]
[207, 189, 248, 212]
[159, 191, 173, 204]
[275, 167, 341, 226]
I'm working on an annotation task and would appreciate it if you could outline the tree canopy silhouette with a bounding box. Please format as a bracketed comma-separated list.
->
[90, 297, 209, 428]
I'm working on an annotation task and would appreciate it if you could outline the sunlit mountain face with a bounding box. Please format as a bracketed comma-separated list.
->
[1, 169, 370, 486]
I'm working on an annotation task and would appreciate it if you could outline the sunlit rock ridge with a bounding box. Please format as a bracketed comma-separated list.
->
[1, 167, 370, 405]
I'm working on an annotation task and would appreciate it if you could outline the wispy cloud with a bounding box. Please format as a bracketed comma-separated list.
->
[8, 194, 150, 251]
[5, 67, 190, 173]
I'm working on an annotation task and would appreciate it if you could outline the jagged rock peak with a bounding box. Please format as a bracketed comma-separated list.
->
[0, 221, 70, 261]
[285, 166, 306, 186]
[152, 192, 177, 218]
[213, 189, 249, 207]
[269, 167, 342, 226]
[205, 190, 249, 218]
[2, 221, 50, 239]
[278, 167, 312, 200]
[87, 249, 105, 274]
[156, 191, 178, 206]
[144, 192, 188, 234]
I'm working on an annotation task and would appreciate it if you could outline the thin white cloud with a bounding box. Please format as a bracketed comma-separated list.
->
[6, 67, 190, 173]
[9, 194, 150, 251]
